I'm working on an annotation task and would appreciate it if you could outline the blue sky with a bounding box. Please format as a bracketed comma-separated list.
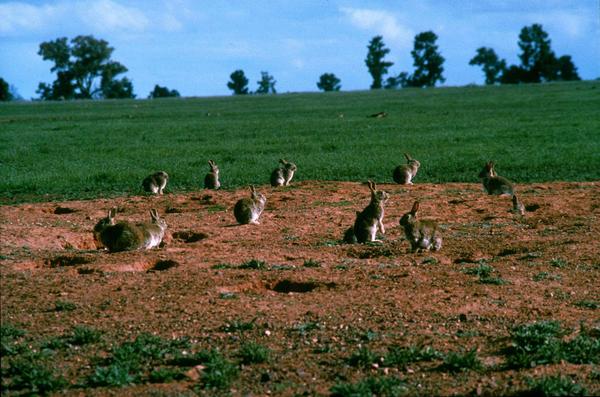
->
[1, 0, 598, 99]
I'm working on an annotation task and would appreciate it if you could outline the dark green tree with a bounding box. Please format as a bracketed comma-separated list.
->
[256, 71, 276, 94]
[555, 55, 580, 81]
[36, 35, 134, 100]
[227, 69, 249, 95]
[517, 23, 557, 82]
[148, 84, 181, 98]
[0, 77, 13, 101]
[469, 47, 507, 85]
[365, 36, 393, 89]
[493, 24, 580, 84]
[405, 31, 445, 87]
[317, 73, 341, 91]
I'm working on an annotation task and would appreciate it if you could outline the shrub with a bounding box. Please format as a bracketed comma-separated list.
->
[4, 357, 67, 393]
[347, 347, 378, 368]
[238, 259, 267, 270]
[524, 375, 587, 396]
[238, 342, 270, 364]
[1, 324, 26, 356]
[68, 325, 102, 346]
[200, 350, 238, 390]
[439, 348, 482, 372]
[331, 376, 407, 397]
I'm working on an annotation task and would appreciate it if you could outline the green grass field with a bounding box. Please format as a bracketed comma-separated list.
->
[1, 81, 598, 204]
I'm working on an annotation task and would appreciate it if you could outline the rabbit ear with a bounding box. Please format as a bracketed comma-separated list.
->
[367, 180, 375, 192]
[108, 207, 117, 219]
[279, 159, 287, 165]
[150, 209, 159, 220]
[404, 153, 411, 161]
[250, 185, 256, 193]
[208, 160, 213, 166]
[411, 201, 420, 215]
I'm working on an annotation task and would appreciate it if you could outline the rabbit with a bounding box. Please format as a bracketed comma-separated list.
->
[478, 161, 514, 196]
[142, 171, 169, 195]
[234, 185, 267, 225]
[348, 180, 389, 243]
[204, 160, 221, 189]
[399, 201, 442, 252]
[93, 208, 167, 252]
[512, 194, 525, 216]
[393, 153, 421, 185]
[270, 159, 297, 187]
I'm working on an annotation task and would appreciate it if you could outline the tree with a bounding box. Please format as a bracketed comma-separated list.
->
[148, 84, 181, 99]
[405, 31, 445, 87]
[517, 23, 557, 82]
[227, 70, 249, 95]
[0, 78, 13, 101]
[256, 71, 276, 94]
[555, 55, 580, 81]
[483, 24, 581, 85]
[317, 73, 341, 91]
[469, 47, 507, 85]
[365, 36, 393, 89]
[36, 35, 135, 100]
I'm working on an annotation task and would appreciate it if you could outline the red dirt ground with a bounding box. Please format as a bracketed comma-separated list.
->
[1, 181, 599, 396]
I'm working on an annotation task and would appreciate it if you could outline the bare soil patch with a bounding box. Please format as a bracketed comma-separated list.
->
[1, 181, 599, 395]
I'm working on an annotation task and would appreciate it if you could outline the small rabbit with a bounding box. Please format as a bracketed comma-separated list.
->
[142, 171, 169, 195]
[93, 208, 167, 252]
[204, 160, 221, 189]
[270, 159, 297, 187]
[234, 185, 267, 225]
[348, 180, 389, 243]
[393, 153, 421, 185]
[512, 194, 525, 216]
[399, 201, 442, 252]
[478, 161, 514, 196]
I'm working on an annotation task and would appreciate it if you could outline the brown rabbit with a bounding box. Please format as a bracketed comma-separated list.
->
[142, 171, 169, 195]
[204, 160, 221, 189]
[270, 159, 297, 187]
[234, 185, 267, 224]
[346, 181, 388, 243]
[393, 153, 421, 184]
[512, 194, 525, 216]
[399, 201, 442, 252]
[93, 208, 167, 252]
[478, 161, 514, 196]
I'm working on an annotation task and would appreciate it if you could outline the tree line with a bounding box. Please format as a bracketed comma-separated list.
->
[0, 24, 581, 101]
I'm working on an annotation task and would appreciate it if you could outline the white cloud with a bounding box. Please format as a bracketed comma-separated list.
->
[340, 7, 413, 48]
[79, 0, 149, 33]
[0, 2, 64, 35]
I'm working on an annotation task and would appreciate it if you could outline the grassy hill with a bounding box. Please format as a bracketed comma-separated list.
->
[0, 81, 598, 203]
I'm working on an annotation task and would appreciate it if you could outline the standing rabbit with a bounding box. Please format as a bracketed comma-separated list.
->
[234, 185, 267, 224]
[393, 153, 421, 185]
[399, 201, 442, 252]
[478, 161, 514, 196]
[270, 159, 297, 186]
[204, 160, 221, 189]
[93, 208, 167, 252]
[512, 194, 525, 216]
[142, 171, 169, 195]
[346, 181, 388, 243]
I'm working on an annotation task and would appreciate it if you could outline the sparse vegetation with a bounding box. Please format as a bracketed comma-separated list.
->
[439, 348, 482, 372]
[331, 375, 407, 397]
[384, 345, 442, 368]
[524, 375, 587, 396]
[238, 342, 270, 364]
